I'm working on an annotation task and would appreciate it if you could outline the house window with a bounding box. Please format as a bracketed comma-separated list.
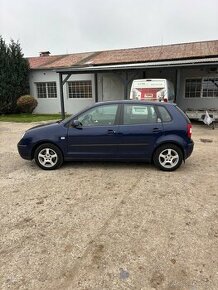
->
[185, 79, 201, 98]
[68, 81, 92, 98]
[36, 82, 57, 98]
[185, 78, 218, 98]
[202, 78, 218, 98]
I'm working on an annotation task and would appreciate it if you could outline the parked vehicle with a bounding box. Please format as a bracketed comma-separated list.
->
[17, 101, 194, 171]
[185, 109, 218, 128]
[130, 79, 175, 102]
[184, 77, 218, 127]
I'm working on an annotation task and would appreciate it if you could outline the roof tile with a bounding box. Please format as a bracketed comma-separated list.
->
[28, 40, 218, 69]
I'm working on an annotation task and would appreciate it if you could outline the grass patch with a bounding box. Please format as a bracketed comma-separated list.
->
[0, 114, 68, 123]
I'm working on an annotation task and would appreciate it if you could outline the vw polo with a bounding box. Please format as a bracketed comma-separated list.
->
[18, 101, 194, 171]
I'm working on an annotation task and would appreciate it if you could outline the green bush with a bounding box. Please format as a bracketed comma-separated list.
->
[17, 95, 38, 113]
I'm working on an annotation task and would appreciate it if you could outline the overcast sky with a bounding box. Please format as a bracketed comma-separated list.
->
[0, 0, 218, 57]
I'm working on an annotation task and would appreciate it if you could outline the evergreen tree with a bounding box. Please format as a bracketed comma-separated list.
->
[0, 36, 29, 113]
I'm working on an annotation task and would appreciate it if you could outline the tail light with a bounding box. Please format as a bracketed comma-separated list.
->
[163, 97, 168, 102]
[187, 123, 192, 138]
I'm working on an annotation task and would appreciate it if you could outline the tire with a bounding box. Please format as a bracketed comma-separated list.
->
[34, 143, 63, 170]
[153, 144, 183, 171]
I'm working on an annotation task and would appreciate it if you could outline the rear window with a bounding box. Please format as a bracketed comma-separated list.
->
[123, 104, 157, 125]
[157, 106, 172, 122]
[175, 106, 191, 123]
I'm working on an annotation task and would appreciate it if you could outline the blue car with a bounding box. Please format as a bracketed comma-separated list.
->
[17, 101, 194, 171]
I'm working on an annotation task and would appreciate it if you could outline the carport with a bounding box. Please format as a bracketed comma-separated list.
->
[56, 57, 218, 119]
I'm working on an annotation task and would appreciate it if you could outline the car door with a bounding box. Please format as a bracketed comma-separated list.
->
[67, 103, 120, 159]
[117, 103, 163, 160]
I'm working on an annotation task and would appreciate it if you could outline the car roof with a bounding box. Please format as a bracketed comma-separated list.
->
[95, 100, 176, 106]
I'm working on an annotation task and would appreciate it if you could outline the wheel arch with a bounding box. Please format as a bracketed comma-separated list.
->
[31, 141, 64, 160]
[152, 141, 185, 162]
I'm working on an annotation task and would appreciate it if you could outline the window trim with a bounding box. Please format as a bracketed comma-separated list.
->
[184, 77, 218, 99]
[67, 80, 93, 99]
[35, 82, 57, 99]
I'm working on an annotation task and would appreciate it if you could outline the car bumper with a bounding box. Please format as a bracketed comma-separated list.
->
[17, 144, 32, 160]
[184, 140, 194, 159]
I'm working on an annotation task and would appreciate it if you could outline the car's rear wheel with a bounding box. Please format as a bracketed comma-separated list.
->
[153, 144, 183, 171]
[34, 143, 63, 170]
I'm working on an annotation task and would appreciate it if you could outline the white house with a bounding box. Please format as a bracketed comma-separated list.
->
[28, 40, 218, 117]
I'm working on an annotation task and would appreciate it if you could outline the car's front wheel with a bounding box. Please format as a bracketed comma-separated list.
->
[153, 144, 183, 171]
[34, 143, 63, 170]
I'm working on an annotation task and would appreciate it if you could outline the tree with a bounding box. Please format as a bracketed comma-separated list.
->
[0, 36, 29, 113]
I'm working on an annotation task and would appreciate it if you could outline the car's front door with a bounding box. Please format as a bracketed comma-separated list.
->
[67, 104, 120, 159]
[117, 103, 163, 160]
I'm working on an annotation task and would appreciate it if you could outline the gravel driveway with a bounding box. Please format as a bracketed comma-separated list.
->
[0, 121, 217, 290]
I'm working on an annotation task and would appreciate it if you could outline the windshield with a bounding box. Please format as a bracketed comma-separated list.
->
[60, 114, 74, 125]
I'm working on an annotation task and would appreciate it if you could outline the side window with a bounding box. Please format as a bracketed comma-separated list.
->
[157, 106, 172, 122]
[123, 104, 157, 125]
[77, 104, 118, 126]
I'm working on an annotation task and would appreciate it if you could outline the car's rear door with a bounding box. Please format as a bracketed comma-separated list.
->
[117, 103, 163, 160]
[66, 103, 120, 159]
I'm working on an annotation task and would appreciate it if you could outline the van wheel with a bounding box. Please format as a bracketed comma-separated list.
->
[34, 143, 63, 170]
[153, 144, 183, 171]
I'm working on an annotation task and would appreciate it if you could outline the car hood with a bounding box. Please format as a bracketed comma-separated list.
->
[27, 121, 61, 132]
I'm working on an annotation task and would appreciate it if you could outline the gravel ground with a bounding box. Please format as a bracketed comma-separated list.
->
[0, 121, 218, 290]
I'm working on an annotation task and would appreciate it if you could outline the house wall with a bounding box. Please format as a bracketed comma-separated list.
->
[29, 65, 218, 115]
[176, 67, 218, 110]
[29, 70, 95, 115]
[130, 67, 218, 110]
[97, 71, 143, 102]
[97, 73, 124, 101]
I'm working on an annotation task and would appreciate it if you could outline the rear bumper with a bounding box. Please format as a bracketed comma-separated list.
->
[184, 140, 194, 159]
[17, 144, 32, 160]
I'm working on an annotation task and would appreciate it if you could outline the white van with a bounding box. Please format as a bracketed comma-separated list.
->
[130, 79, 175, 102]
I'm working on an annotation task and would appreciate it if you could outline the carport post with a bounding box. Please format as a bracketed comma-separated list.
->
[175, 68, 181, 102]
[94, 73, 98, 103]
[123, 70, 138, 100]
[124, 71, 128, 100]
[59, 73, 65, 120]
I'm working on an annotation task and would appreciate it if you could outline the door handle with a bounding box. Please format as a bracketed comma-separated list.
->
[107, 129, 116, 135]
[152, 128, 162, 133]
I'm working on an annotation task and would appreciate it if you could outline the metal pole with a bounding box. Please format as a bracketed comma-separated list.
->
[94, 73, 98, 103]
[175, 68, 180, 103]
[59, 73, 65, 120]
[124, 71, 128, 100]
[143, 70, 146, 78]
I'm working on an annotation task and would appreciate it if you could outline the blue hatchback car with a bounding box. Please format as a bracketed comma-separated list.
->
[18, 101, 194, 171]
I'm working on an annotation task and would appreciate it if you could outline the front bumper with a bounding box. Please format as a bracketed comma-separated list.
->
[17, 143, 32, 160]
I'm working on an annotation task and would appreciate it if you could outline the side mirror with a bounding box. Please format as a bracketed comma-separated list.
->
[71, 119, 82, 128]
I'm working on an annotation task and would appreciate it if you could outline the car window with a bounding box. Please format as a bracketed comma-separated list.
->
[123, 104, 157, 125]
[77, 104, 118, 126]
[157, 106, 172, 122]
